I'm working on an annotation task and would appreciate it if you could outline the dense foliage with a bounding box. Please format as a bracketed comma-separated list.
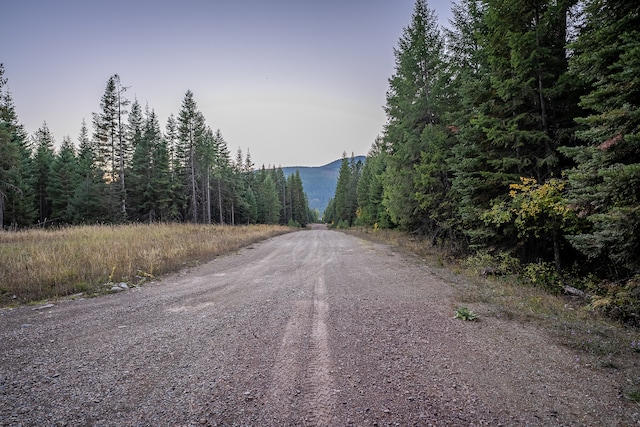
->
[328, 0, 639, 320]
[0, 67, 312, 228]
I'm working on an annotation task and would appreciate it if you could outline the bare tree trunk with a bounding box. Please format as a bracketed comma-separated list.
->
[206, 168, 211, 224]
[553, 227, 562, 272]
[217, 178, 223, 225]
[190, 149, 197, 223]
[0, 191, 4, 230]
[117, 78, 127, 221]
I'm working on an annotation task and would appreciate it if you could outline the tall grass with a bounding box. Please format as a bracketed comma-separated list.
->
[0, 223, 290, 304]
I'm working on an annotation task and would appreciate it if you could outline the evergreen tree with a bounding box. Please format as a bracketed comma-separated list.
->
[446, 0, 495, 248]
[211, 129, 232, 224]
[165, 114, 183, 220]
[255, 169, 281, 224]
[561, 0, 640, 274]
[147, 110, 173, 222]
[48, 136, 78, 224]
[454, 0, 579, 266]
[323, 198, 336, 224]
[357, 137, 391, 227]
[273, 166, 288, 224]
[0, 123, 18, 229]
[31, 123, 56, 223]
[262, 174, 282, 225]
[0, 68, 22, 228]
[333, 153, 352, 224]
[287, 170, 309, 226]
[127, 99, 148, 221]
[237, 149, 257, 224]
[129, 105, 171, 222]
[177, 90, 206, 223]
[0, 65, 36, 228]
[347, 156, 363, 224]
[243, 187, 258, 224]
[72, 119, 107, 223]
[382, 0, 447, 231]
[93, 74, 130, 221]
[331, 153, 362, 226]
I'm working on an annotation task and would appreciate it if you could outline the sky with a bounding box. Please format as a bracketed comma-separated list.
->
[1, 0, 454, 167]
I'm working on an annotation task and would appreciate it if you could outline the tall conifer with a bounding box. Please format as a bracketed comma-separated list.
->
[562, 0, 640, 273]
[48, 136, 78, 224]
[0, 65, 36, 228]
[382, 0, 447, 231]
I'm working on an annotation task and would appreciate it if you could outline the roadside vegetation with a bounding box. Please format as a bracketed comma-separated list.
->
[0, 223, 290, 305]
[347, 227, 640, 403]
[324, 1, 639, 330]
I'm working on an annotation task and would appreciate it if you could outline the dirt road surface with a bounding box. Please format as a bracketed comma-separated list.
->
[1, 229, 637, 426]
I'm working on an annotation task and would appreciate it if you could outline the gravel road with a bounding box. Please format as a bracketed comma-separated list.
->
[1, 228, 637, 426]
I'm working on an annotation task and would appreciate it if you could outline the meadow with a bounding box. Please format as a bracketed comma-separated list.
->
[0, 223, 290, 305]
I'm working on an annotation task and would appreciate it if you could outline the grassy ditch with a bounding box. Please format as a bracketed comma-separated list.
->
[0, 223, 291, 305]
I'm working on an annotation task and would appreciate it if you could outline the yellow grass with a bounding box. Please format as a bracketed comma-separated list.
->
[0, 223, 291, 304]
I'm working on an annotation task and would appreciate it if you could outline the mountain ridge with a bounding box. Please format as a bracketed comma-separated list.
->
[282, 156, 366, 214]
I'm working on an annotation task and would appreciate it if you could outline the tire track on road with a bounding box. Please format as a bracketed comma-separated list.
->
[267, 299, 311, 421]
[302, 275, 336, 426]
[267, 232, 336, 425]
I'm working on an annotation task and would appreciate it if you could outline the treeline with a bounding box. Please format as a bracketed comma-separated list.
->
[323, 153, 363, 228]
[329, 0, 639, 319]
[0, 70, 314, 228]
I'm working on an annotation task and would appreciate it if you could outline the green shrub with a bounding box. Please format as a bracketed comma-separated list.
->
[588, 276, 640, 326]
[287, 219, 302, 228]
[454, 306, 479, 321]
[522, 262, 561, 292]
[463, 250, 521, 275]
[336, 219, 350, 229]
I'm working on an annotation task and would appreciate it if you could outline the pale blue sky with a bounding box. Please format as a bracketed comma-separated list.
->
[1, 0, 454, 167]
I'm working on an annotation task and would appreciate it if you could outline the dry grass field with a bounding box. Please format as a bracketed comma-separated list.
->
[0, 223, 291, 305]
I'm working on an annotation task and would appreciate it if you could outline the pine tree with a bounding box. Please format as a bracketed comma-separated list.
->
[72, 119, 107, 223]
[0, 65, 36, 228]
[177, 90, 206, 223]
[93, 74, 130, 222]
[165, 114, 183, 220]
[147, 109, 173, 222]
[561, 0, 640, 273]
[451, 0, 579, 266]
[260, 174, 281, 224]
[445, 0, 495, 248]
[287, 170, 309, 226]
[48, 136, 78, 224]
[31, 122, 56, 223]
[273, 167, 288, 224]
[382, 0, 447, 231]
[333, 153, 352, 225]
[237, 149, 257, 224]
[0, 70, 22, 228]
[0, 123, 17, 229]
[347, 156, 363, 225]
[128, 100, 151, 221]
[356, 137, 389, 227]
[323, 198, 336, 224]
[211, 129, 232, 224]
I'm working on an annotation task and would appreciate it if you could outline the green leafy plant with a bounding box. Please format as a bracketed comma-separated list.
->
[454, 306, 478, 321]
[522, 261, 562, 292]
[625, 389, 640, 404]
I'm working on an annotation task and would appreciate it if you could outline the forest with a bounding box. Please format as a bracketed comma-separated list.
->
[325, 0, 639, 324]
[2, 0, 639, 322]
[0, 71, 314, 229]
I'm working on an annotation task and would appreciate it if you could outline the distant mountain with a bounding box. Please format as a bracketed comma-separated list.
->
[282, 156, 366, 215]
